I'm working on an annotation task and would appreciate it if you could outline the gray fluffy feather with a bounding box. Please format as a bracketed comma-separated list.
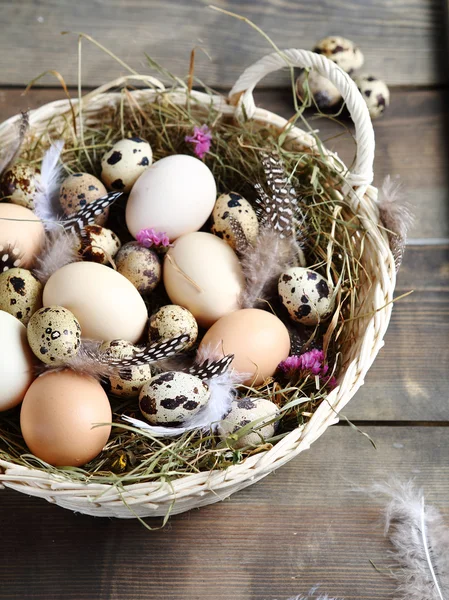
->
[378, 176, 414, 271]
[33, 230, 80, 284]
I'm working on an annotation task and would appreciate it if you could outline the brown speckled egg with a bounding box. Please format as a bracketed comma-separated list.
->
[149, 305, 198, 351]
[101, 137, 153, 193]
[27, 306, 81, 365]
[76, 225, 121, 265]
[0, 164, 41, 209]
[278, 267, 334, 325]
[139, 371, 209, 426]
[0, 268, 43, 325]
[354, 75, 390, 119]
[59, 173, 108, 225]
[115, 241, 161, 295]
[296, 70, 341, 109]
[99, 339, 152, 398]
[313, 36, 364, 74]
[211, 192, 259, 250]
[218, 398, 278, 448]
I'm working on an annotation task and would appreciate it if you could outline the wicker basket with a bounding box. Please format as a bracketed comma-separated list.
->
[0, 49, 396, 518]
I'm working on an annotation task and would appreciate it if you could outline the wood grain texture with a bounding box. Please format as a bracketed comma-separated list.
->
[0, 0, 446, 88]
[1, 426, 448, 600]
[0, 87, 448, 239]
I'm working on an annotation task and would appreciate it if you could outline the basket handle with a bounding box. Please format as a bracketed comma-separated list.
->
[229, 49, 375, 190]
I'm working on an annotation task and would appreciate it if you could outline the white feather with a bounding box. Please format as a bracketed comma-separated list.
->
[33, 229, 80, 284]
[34, 140, 65, 229]
[122, 369, 247, 438]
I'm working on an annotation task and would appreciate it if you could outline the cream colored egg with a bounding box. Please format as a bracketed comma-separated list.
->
[211, 192, 259, 250]
[0, 164, 41, 209]
[0, 311, 35, 411]
[27, 306, 81, 365]
[126, 154, 216, 242]
[101, 137, 153, 193]
[314, 36, 364, 74]
[115, 242, 161, 295]
[296, 70, 341, 109]
[218, 398, 278, 448]
[43, 262, 148, 343]
[163, 232, 245, 328]
[76, 225, 121, 265]
[0, 204, 45, 269]
[0, 267, 43, 325]
[139, 371, 210, 426]
[59, 173, 108, 225]
[100, 339, 152, 398]
[278, 267, 334, 325]
[354, 75, 390, 119]
[149, 305, 198, 351]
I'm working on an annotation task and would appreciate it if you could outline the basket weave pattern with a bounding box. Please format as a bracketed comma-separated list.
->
[0, 50, 396, 518]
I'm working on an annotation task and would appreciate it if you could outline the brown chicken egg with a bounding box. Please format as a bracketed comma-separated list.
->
[0, 204, 45, 269]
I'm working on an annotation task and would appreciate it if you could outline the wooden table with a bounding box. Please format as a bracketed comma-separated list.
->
[1, 2, 448, 598]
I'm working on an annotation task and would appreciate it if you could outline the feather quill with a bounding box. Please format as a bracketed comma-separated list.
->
[378, 176, 414, 271]
[0, 111, 30, 176]
[371, 480, 449, 600]
[33, 140, 65, 229]
[33, 230, 80, 284]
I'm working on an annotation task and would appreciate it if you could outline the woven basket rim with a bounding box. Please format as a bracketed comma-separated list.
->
[0, 83, 396, 518]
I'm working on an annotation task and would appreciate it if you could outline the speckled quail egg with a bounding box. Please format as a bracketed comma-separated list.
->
[210, 192, 259, 250]
[149, 305, 198, 351]
[313, 36, 364, 74]
[27, 306, 81, 365]
[99, 339, 152, 398]
[59, 173, 108, 225]
[76, 225, 121, 265]
[296, 70, 341, 109]
[101, 137, 153, 193]
[354, 75, 390, 119]
[115, 241, 161, 295]
[218, 398, 278, 448]
[139, 371, 210, 426]
[0, 267, 43, 325]
[278, 267, 334, 326]
[0, 164, 41, 209]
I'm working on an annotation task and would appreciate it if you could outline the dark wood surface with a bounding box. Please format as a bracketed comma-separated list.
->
[0, 0, 447, 87]
[0, 82, 448, 600]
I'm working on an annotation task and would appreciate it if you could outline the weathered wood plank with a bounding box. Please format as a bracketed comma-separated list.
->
[0, 0, 446, 88]
[0, 87, 448, 240]
[1, 426, 448, 599]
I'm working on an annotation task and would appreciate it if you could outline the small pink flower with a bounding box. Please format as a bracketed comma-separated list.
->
[278, 349, 337, 390]
[136, 228, 171, 248]
[185, 124, 212, 159]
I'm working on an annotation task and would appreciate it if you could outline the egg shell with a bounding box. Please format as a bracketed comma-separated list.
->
[199, 308, 290, 386]
[0, 164, 41, 209]
[43, 262, 148, 343]
[101, 137, 153, 193]
[76, 225, 121, 265]
[218, 397, 278, 448]
[115, 242, 161, 295]
[0, 204, 45, 268]
[149, 305, 198, 351]
[0, 267, 43, 325]
[313, 36, 364, 74]
[296, 70, 341, 109]
[59, 173, 108, 225]
[126, 154, 216, 242]
[211, 192, 259, 250]
[0, 311, 35, 411]
[163, 232, 245, 328]
[354, 75, 390, 119]
[20, 370, 112, 467]
[27, 306, 81, 365]
[139, 371, 210, 426]
[278, 267, 334, 325]
[100, 339, 152, 398]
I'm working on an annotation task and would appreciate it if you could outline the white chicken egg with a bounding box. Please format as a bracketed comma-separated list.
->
[278, 267, 334, 325]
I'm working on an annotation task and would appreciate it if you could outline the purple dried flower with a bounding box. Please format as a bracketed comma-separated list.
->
[185, 124, 212, 159]
[136, 228, 171, 248]
[278, 349, 337, 389]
